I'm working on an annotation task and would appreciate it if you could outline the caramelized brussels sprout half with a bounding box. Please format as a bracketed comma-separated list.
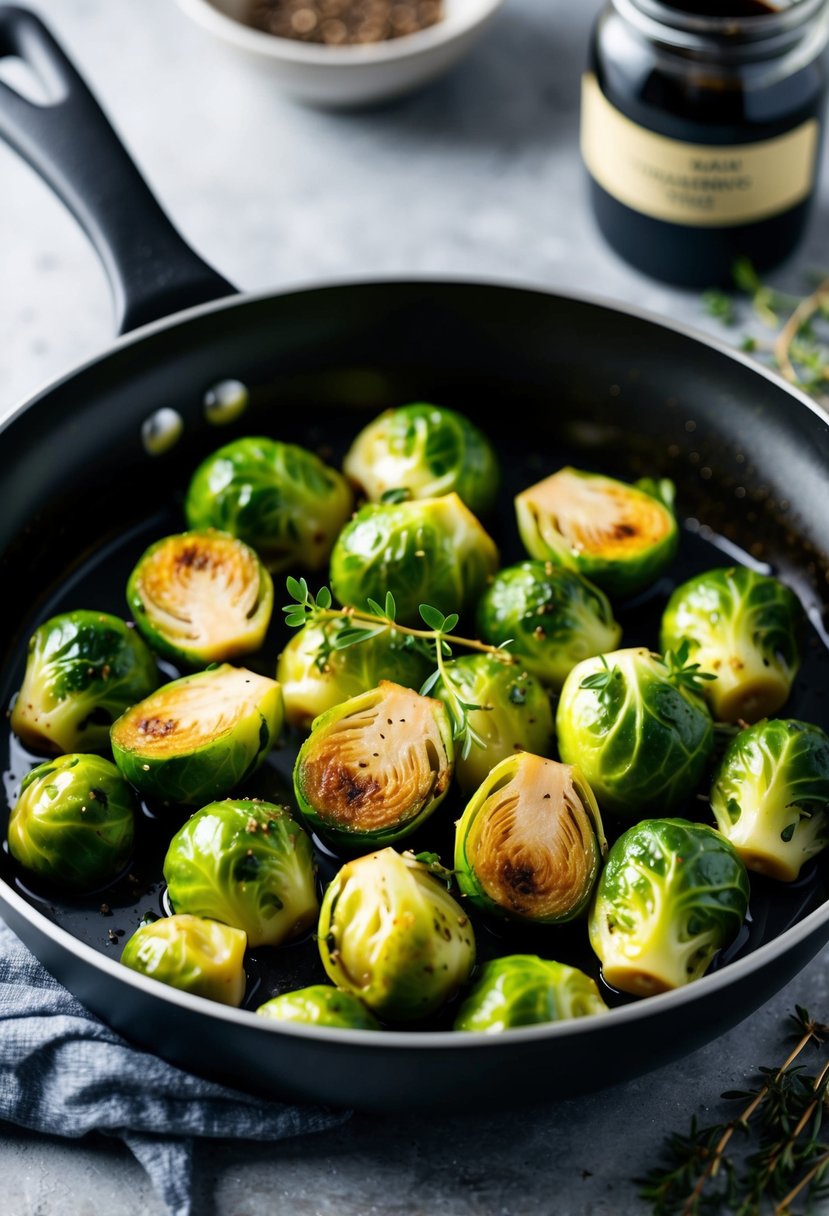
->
[343, 403, 499, 515]
[557, 648, 714, 819]
[590, 818, 749, 996]
[711, 719, 829, 881]
[294, 681, 454, 849]
[660, 567, 801, 723]
[164, 799, 317, 947]
[318, 848, 475, 1021]
[433, 656, 554, 792]
[515, 468, 678, 598]
[476, 561, 622, 690]
[120, 914, 247, 1006]
[8, 754, 135, 892]
[453, 955, 607, 1033]
[329, 492, 499, 625]
[111, 664, 282, 806]
[185, 437, 353, 573]
[277, 617, 431, 732]
[127, 530, 273, 667]
[454, 753, 606, 924]
[11, 610, 158, 755]
[257, 985, 380, 1030]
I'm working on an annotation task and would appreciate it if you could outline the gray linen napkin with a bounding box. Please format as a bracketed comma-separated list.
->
[0, 919, 350, 1216]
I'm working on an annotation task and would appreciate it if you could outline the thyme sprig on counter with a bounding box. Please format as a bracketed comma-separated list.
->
[282, 577, 513, 758]
[639, 1006, 829, 1216]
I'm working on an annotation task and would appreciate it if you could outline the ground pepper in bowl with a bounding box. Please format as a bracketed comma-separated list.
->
[248, 0, 444, 45]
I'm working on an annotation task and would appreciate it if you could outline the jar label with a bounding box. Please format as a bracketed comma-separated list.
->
[581, 73, 819, 228]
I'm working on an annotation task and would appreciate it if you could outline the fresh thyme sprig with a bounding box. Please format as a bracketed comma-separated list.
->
[664, 639, 718, 695]
[282, 577, 513, 759]
[639, 1006, 829, 1216]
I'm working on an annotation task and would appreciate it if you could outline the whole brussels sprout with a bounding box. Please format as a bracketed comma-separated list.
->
[257, 985, 381, 1030]
[433, 656, 554, 792]
[8, 754, 135, 892]
[11, 610, 158, 755]
[127, 530, 273, 667]
[557, 648, 714, 819]
[454, 753, 606, 924]
[329, 492, 499, 625]
[185, 437, 353, 573]
[294, 681, 454, 849]
[453, 955, 607, 1033]
[515, 467, 678, 598]
[660, 567, 801, 723]
[121, 914, 247, 1006]
[343, 403, 499, 516]
[476, 561, 622, 690]
[711, 719, 829, 882]
[589, 818, 749, 996]
[111, 664, 282, 806]
[318, 848, 475, 1021]
[164, 799, 317, 947]
[277, 617, 431, 732]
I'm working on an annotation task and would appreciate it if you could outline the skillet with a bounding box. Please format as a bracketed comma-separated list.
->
[0, 5, 828, 1112]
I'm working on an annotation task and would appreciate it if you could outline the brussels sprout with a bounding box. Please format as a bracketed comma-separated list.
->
[433, 657, 555, 792]
[453, 955, 607, 1033]
[127, 530, 273, 667]
[454, 753, 606, 924]
[111, 664, 282, 806]
[164, 798, 318, 947]
[121, 914, 247, 1006]
[660, 567, 801, 723]
[589, 818, 749, 996]
[11, 610, 158, 755]
[343, 403, 499, 516]
[476, 561, 622, 690]
[294, 681, 454, 849]
[185, 437, 353, 573]
[277, 617, 431, 732]
[257, 985, 381, 1030]
[556, 648, 714, 819]
[329, 492, 499, 625]
[515, 467, 678, 597]
[318, 848, 475, 1021]
[7, 754, 135, 892]
[711, 719, 829, 882]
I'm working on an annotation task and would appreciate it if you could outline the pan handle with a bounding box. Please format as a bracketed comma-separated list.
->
[0, 6, 236, 334]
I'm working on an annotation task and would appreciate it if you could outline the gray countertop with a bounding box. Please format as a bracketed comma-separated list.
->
[2, 0, 829, 1213]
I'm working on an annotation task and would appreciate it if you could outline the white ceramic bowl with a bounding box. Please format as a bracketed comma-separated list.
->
[176, 0, 505, 107]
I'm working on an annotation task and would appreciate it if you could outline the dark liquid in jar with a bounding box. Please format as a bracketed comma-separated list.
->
[661, 1, 778, 14]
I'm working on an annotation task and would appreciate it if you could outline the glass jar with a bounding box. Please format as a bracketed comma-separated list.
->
[582, 0, 829, 286]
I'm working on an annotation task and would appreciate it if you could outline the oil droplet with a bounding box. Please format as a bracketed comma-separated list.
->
[141, 408, 183, 456]
[204, 379, 249, 426]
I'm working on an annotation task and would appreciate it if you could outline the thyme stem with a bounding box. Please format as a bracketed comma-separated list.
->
[774, 273, 829, 385]
[311, 605, 512, 660]
[773, 1148, 829, 1215]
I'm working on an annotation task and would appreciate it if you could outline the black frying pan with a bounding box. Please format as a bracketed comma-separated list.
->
[1, 6, 828, 1113]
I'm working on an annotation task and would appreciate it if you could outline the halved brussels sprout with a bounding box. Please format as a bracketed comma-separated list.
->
[120, 914, 247, 1006]
[257, 985, 381, 1030]
[515, 468, 678, 598]
[476, 561, 622, 690]
[329, 492, 499, 625]
[711, 719, 829, 881]
[453, 955, 607, 1033]
[343, 403, 499, 516]
[8, 753, 135, 892]
[294, 681, 454, 849]
[454, 753, 606, 924]
[556, 648, 714, 819]
[433, 657, 555, 792]
[164, 798, 318, 947]
[277, 617, 431, 732]
[11, 610, 158, 755]
[127, 530, 273, 667]
[589, 818, 749, 996]
[111, 664, 282, 806]
[318, 848, 475, 1021]
[185, 437, 353, 573]
[660, 567, 801, 723]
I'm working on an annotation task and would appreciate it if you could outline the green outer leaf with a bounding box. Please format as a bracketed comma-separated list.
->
[257, 985, 380, 1030]
[453, 955, 607, 1032]
[121, 914, 247, 1006]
